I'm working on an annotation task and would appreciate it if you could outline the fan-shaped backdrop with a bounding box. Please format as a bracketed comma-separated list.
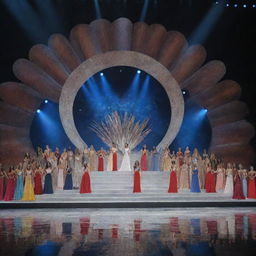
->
[0, 17, 255, 167]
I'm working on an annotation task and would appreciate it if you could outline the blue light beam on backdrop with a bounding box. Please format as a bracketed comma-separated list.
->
[189, 1, 225, 44]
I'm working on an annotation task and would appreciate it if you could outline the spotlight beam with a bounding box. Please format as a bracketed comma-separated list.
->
[93, 0, 102, 19]
[139, 0, 149, 22]
[189, 1, 225, 45]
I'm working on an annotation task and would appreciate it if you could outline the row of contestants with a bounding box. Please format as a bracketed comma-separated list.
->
[1, 159, 256, 201]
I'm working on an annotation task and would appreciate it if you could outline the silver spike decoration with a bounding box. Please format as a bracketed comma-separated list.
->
[90, 111, 151, 152]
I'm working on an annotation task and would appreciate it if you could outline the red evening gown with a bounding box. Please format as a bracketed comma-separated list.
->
[80, 172, 91, 193]
[133, 171, 141, 193]
[140, 152, 148, 171]
[34, 172, 43, 195]
[98, 155, 104, 171]
[168, 170, 178, 193]
[247, 178, 256, 199]
[0, 176, 4, 200]
[232, 174, 245, 199]
[112, 152, 117, 171]
[205, 172, 216, 193]
[4, 175, 16, 201]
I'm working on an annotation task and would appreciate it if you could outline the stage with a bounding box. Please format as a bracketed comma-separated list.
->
[1, 172, 256, 209]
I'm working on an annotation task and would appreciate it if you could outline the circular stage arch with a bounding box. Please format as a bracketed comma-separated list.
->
[0, 18, 255, 166]
[59, 51, 184, 150]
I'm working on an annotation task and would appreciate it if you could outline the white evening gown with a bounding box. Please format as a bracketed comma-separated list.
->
[119, 148, 132, 171]
[224, 173, 233, 194]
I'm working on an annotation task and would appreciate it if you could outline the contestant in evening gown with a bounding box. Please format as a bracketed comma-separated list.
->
[43, 165, 54, 194]
[107, 143, 118, 171]
[150, 146, 160, 171]
[97, 148, 105, 172]
[74, 149, 83, 188]
[168, 162, 178, 193]
[133, 161, 141, 193]
[205, 169, 216, 193]
[190, 166, 201, 193]
[80, 163, 91, 193]
[64, 168, 73, 190]
[89, 146, 97, 172]
[232, 170, 245, 200]
[14, 167, 24, 200]
[161, 147, 172, 171]
[22, 169, 36, 201]
[242, 169, 248, 198]
[4, 168, 16, 201]
[215, 164, 225, 192]
[247, 166, 256, 199]
[224, 164, 234, 194]
[0, 168, 5, 200]
[34, 167, 43, 195]
[57, 156, 66, 189]
[179, 163, 190, 190]
[119, 144, 132, 172]
[140, 145, 148, 171]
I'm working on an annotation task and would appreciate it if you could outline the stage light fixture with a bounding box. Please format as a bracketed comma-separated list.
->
[215, 1, 219, 4]
[226, 3, 229, 7]
[243, 4, 247, 8]
[44, 99, 48, 103]
[137, 70, 141, 74]
[182, 90, 186, 95]
[100, 72, 104, 76]
[234, 4, 238, 8]
[253, 4, 256, 8]
[37, 109, 41, 113]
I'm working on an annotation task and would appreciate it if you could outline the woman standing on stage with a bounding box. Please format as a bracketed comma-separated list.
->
[140, 145, 148, 171]
[133, 160, 141, 193]
[14, 163, 24, 200]
[215, 163, 225, 192]
[205, 167, 216, 193]
[190, 164, 201, 193]
[224, 163, 234, 194]
[179, 162, 190, 190]
[22, 166, 36, 201]
[57, 155, 66, 189]
[97, 147, 105, 172]
[4, 167, 16, 201]
[168, 161, 178, 193]
[34, 165, 43, 195]
[232, 168, 245, 200]
[43, 162, 54, 194]
[247, 166, 256, 199]
[80, 163, 91, 194]
[0, 167, 5, 200]
[119, 143, 132, 172]
[150, 146, 160, 171]
[64, 167, 73, 190]
[111, 143, 118, 171]
[74, 149, 83, 188]
[89, 145, 97, 172]
[161, 146, 171, 172]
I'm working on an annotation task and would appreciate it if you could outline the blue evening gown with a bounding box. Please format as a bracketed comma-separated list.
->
[13, 172, 24, 200]
[190, 169, 201, 193]
[150, 151, 160, 171]
[64, 169, 73, 190]
[43, 173, 53, 194]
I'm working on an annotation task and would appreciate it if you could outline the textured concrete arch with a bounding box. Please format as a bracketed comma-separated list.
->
[59, 50, 184, 150]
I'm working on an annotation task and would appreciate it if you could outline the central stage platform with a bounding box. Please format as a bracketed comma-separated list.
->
[1, 172, 256, 208]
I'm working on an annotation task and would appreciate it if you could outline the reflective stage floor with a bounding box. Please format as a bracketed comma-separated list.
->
[0, 208, 256, 256]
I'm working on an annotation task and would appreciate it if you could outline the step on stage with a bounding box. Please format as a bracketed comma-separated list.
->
[1, 172, 256, 209]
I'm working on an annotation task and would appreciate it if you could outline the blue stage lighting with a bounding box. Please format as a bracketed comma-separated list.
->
[137, 70, 141, 74]
[37, 109, 41, 113]
[243, 4, 247, 8]
[100, 72, 104, 76]
[234, 4, 238, 8]
[182, 90, 186, 95]
[204, 108, 208, 113]
[226, 4, 229, 7]
[215, 1, 219, 4]
[253, 4, 256, 8]
[44, 99, 48, 104]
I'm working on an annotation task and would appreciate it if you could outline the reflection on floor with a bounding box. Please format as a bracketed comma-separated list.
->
[0, 208, 255, 256]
